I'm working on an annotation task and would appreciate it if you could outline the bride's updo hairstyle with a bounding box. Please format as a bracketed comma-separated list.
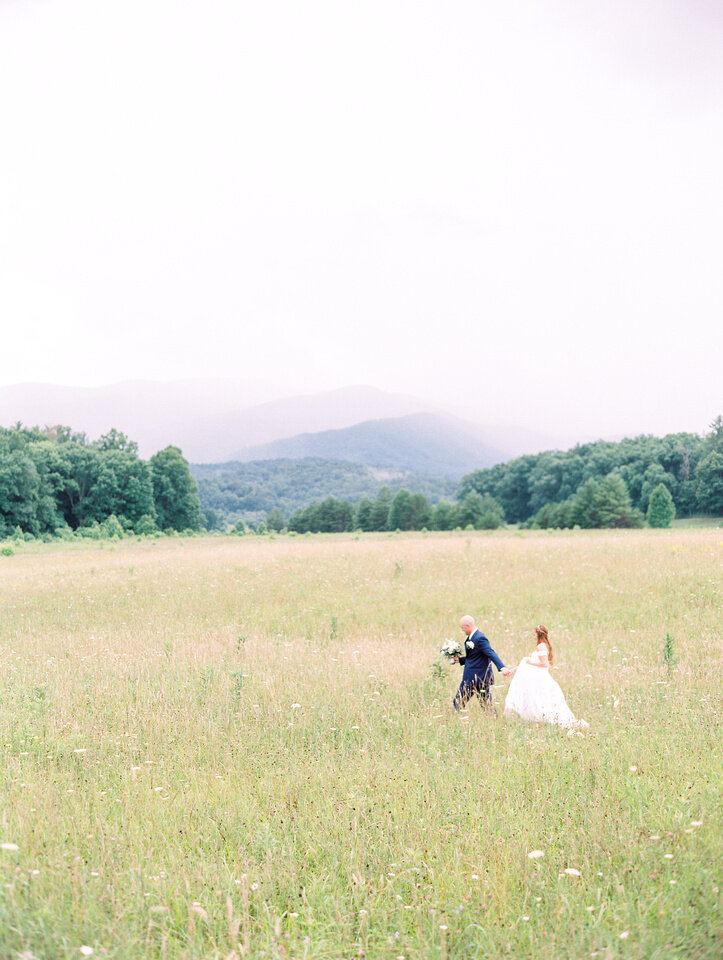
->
[535, 624, 554, 665]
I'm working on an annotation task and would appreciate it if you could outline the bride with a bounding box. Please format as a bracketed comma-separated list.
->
[504, 625, 589, 729]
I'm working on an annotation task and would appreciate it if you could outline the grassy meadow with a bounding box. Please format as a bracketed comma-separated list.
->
[0, 529, 720, 959]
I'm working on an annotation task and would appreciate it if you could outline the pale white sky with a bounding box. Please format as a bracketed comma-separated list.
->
[1, 0, 721, 440]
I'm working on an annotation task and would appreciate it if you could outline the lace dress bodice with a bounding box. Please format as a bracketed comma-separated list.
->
[528, 643, 549, 666]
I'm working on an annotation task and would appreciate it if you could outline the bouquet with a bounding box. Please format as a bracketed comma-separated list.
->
[440, 638, 464, 660]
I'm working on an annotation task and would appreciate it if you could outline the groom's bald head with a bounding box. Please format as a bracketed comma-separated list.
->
[460, 615, 475, 636]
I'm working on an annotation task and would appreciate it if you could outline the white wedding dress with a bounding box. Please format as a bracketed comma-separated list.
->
[504, 644, 589, 729]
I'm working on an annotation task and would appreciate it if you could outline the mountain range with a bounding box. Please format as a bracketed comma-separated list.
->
[0, 379, 550, 473]
[231, 411, 505, 477]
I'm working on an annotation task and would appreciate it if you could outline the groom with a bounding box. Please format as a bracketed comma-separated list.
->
[452, 615, 513, 711]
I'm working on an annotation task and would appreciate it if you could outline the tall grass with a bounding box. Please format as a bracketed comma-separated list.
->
[0, 529, 720, 959]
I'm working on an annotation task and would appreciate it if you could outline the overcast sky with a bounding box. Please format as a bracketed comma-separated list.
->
[1, 0, 721, 441]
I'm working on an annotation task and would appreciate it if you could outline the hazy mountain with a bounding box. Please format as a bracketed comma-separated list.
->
[230, 412, 507, 477]
[0, 381, 430, 461]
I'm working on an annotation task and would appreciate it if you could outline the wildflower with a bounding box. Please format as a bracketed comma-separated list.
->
[80, 949, 94, 957]
[664, 854, 673, 859]
[564, 868, 582, 877]
[619, 931, 629, 939]
[528, 850, 545, 859]
[250, 882, 259, 890]
[628, 765, 637, 772]
[691, 821, 703, 827]
[439, 925, 448, 930]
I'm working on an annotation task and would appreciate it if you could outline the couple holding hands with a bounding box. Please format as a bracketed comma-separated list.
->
[451, 615, 588, 729]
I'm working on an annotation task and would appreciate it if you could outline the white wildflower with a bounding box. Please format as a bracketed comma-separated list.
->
[528, 850, 545, 859]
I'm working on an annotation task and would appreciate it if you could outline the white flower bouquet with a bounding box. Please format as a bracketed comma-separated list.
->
[440, 638, 464, 660]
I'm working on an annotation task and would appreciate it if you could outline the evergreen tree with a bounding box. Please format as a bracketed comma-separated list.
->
[369, 487, 392, 531]
[353, 497, 374, 531]
[647, 483, 676, 528]
[571, 474, 642, 528]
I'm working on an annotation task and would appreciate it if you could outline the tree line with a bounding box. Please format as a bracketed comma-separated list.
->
[191, 457, 456, 526]
[0, 425, 202, 539]
[243, 419, 722, 534]
[460, 421, 723, 528]
[2, 420, 721, 541]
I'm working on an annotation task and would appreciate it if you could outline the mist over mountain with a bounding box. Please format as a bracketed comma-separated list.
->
[0, 381, 429, 461]
[0, 380, 547, 463]
[231, 412, 506, 477]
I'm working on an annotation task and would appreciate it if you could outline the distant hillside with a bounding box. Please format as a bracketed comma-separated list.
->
[232, 412, 505, 477]
[0, 381, 430, 462]
[191, 457, 457, 523]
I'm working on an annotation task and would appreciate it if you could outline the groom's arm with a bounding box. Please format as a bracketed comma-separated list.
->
[476, 633, 505, 671]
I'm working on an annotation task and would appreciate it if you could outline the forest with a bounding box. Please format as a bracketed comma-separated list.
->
[0, 425, 201, 539]
[248, 420, 723, 534]
[1, 420, 721, 540]
[190, 457, 456, 524]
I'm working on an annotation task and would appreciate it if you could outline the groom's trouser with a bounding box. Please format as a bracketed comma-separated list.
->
[453, 673, 493, 711]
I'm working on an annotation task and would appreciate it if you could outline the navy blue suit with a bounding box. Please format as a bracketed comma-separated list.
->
[453, 628, 505, 710]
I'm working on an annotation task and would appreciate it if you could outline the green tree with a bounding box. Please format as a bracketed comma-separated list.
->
[571, 474, 642, 528]
[82, 450, 155, 528]
[389, 489, 432, 531]
[353, 497, 374, 531]
[639, 464, 677, 513]
[456, 492, 505, 530]
[93, 429, 139, 455]
[150, 446, 202, 531]
[266, 507, 286, 532]
[695, 450, 723, 515]
[369, 487, 393, 532]
[135, 514, 158, 536]
[0, 448, 42, 536]
[432, 500, 458, 531]
[647, 483, 676, 528]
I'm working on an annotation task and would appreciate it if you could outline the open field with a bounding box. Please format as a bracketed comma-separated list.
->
[0, 529, 720, 959]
